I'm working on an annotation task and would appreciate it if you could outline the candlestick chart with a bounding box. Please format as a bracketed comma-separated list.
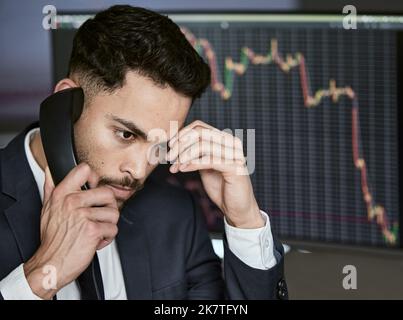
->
[178, 22, 400, 246]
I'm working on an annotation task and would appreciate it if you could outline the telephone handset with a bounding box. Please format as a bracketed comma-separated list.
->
[39, 87, 88, 189]
[39, 87, 103, 299]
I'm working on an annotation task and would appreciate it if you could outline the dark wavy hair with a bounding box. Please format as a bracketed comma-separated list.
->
[68, 5, 210, 102]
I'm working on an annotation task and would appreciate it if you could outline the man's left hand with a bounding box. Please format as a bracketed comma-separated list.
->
[166, 120, 264, 229]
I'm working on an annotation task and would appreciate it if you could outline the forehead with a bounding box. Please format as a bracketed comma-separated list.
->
[90, 71, 192, 137]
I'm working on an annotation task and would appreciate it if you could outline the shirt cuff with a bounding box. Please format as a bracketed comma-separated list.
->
[0, 264, 43, 300]
[224, 210, 277, 270]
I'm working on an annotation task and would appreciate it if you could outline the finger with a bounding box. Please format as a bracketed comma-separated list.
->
[169, 140, 245, 173]
[56, 163, 96, 195]
[167, 126, 237, 162]
[87, 168, 100, 189]
[96, 222, 118, 247]
[174, 155, 248, 175]
[168, 120, 215, 148]
[85, 207, 120, 224]
[167, 128, 199, 162]
[177, 141, 245, 165]
[67, 186, 118, 210]
[168, 126, 198, 152]
[43, 166, 55, 204]
[97, 239, 112, 251]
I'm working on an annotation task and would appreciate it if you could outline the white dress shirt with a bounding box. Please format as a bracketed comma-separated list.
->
[0, 128, 276, 300]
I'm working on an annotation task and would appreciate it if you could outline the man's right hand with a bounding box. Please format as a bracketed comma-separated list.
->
[23, 163, 119, 300]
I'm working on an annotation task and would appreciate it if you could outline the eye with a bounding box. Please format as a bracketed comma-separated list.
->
[115, 129, 137, 142]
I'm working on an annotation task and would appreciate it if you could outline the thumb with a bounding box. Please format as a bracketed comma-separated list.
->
[43, 166, 55, 204]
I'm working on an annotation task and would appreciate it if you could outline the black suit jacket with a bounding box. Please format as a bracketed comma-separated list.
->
[0, 123, 288, 300]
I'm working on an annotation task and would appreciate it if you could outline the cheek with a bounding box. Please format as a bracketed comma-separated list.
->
[86, 136, 120, 171]
[75, 126, 109, 171]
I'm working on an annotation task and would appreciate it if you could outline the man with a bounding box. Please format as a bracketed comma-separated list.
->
[0, 5, 287, 300]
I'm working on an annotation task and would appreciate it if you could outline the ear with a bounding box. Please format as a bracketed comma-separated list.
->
[53, 78, 78, 93]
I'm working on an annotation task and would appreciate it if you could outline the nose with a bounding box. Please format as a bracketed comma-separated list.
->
[119, 146, 149, 180]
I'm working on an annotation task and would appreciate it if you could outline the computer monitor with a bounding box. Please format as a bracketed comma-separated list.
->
[52, 12, 403, 248]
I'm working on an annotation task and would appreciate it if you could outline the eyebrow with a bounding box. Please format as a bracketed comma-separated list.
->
[105, 114, 148, 140]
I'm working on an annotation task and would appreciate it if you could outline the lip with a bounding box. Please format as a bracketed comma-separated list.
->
[107, 184, 135, 200]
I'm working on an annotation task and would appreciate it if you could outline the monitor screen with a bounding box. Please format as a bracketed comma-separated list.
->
[52, 13, 403, 248]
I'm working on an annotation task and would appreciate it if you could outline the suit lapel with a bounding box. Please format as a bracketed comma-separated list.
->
[116, 204, 152, 300]
[1, 123, 42, 262]
[4, 190, 42, 262]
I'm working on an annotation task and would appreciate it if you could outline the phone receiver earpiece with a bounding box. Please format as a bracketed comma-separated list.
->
[40, 87, 85, 186]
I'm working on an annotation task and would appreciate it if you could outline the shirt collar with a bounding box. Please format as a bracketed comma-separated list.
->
[24, 128, 45, 203]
